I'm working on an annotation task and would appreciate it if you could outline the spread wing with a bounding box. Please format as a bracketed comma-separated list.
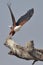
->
[16, 8, 34, 26]
[7, 4, 16, 26]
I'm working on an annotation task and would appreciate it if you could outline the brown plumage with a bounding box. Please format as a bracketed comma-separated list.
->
[7, 4, 34, 36]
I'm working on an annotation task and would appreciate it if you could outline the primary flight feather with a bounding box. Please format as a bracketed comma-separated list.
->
[7, 4, 34, 36]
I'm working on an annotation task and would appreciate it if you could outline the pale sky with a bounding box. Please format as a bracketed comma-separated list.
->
[0, 0, 43, 65]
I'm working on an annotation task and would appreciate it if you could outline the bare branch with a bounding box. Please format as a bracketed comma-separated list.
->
[4, 37, 43, 65]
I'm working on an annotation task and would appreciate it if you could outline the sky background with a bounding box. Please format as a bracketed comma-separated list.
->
[0, 0, 43, 65]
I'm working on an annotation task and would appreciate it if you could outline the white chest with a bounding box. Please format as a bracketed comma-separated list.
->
[14, 25, 22, 32]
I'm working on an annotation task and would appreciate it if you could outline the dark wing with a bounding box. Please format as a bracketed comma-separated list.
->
[7, 4, 16, 26]
[16, 8, 34, 26]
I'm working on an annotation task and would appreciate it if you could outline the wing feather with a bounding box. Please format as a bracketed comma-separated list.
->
[7, 4, 16, 26]
[16, 8, 34, 26]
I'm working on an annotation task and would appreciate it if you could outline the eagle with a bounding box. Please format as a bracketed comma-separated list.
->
[7, 4, 34, 36]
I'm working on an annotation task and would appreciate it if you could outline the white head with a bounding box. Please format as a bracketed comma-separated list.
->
[9, 25, 13, 29]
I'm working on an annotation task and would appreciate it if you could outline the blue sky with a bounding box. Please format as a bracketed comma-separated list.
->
[0, 0, 43, 65]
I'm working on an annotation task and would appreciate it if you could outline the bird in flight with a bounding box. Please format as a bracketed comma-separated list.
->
[7, 4, 34, 36]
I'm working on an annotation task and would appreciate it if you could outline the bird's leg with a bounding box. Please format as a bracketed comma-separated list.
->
[8, 34, 12, 39]
[9, 30, 15, 36]
[32, 60, 38, 65]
